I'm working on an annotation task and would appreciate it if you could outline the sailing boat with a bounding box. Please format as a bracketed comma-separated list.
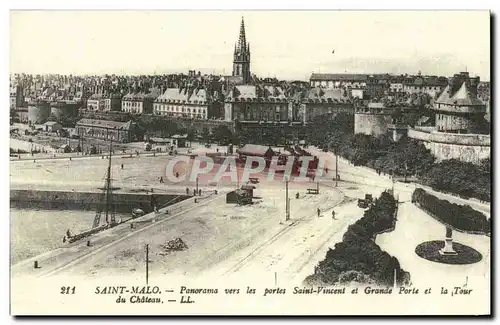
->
[66, 139, 120, 243]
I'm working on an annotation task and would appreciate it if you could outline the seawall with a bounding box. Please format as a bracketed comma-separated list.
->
[10, 189, 191, 213]
[408, 128, 490, 164]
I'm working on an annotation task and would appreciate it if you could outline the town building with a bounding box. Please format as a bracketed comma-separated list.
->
[75, 118, 139, 143]
[10, 85, 24, 109]
[87, 93, 122, 111]
[224, 84, 289, 122]
[153, 87, 221, 119]
[237, 144, 275, 160]
[86, 93, 106, 111]
[389, 77, 405, 94]
[309, 73, 368, 90]
[103, 93, 122, 112]
[42, 121, 63, 133]
[408, 72, 490, 164]
[403, 74, 448, 98]
[121, 90, 160, 114]
[295, 87, 354, 123]
[433, 72, 486, 134]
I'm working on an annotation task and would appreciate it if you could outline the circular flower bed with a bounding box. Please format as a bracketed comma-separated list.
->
[415, 241, 482, 265]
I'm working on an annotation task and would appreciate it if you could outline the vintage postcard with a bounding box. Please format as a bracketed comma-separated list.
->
[9, 10, 491, 316]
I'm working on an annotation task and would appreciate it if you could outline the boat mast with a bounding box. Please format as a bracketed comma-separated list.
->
[105, 139, 113, 225]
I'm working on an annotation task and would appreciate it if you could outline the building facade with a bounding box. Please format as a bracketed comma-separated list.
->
[296, 88, 354, 123]
[309, 73, 368, 90]
[75, 118, 139, 143]
[403, 75, 448, 98]
[153, 87, 221, 119]
[86, 93, 106, 111]
[121, 90, 159, 114]
[433, 72, 486, 134]
[224, 84, 289, 122]
[408, 72, 490, 164]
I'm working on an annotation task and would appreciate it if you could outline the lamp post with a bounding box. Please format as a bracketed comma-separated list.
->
[285, 177, 290, 221]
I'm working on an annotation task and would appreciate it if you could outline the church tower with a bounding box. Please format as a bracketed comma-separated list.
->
[232, 17, 251, 84]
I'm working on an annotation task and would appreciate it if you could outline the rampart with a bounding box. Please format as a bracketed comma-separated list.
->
[354, 113, 393, 137]
[10, 189, 190, 213]
[408, 128, 490, 164]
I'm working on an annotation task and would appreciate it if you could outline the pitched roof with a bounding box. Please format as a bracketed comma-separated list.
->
[310, 73, 368, 81]
[220, 75, 245, 85]
[156, 88, 210, 104]
[368, 102, 385, 109]
[43, 121, 60, 126]
[306, 87, 343, 100]
[435, 83, 484, 106]
[227, 85, 286, 101]
[237, 144, 274, 157]
[123, 90, 159, 101]
[76, 118, 134, 130]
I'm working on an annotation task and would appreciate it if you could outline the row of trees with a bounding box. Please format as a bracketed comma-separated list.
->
[304, 191, 411, 287]
[420, 159, 491, 202]
[304, 113, 490, 202]
[412, 188, 490, 234]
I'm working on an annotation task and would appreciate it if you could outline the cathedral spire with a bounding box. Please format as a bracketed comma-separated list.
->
[232, 16, 251, 84]
[238, 17, 246, 51]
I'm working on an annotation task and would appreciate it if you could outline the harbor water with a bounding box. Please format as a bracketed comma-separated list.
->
[10, 208, 128, 265]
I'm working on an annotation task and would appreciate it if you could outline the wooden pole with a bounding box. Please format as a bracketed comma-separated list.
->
[285, 178, 290, 221]
[335, 152, 338, 187]
[145, 244, 149, 285]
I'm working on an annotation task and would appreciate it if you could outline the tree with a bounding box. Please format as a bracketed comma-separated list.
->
[212, 125, 233, 145]
[201, 127, 210, 144]
[186, 128, 196, 146]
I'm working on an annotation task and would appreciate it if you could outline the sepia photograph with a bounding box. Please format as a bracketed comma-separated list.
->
[8, 9, 491, 316]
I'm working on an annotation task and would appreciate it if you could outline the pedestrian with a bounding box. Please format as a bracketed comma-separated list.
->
[332, 210, 336, 220]
[296, 192, 299, 199]
[176, 172, 179, 178]
[121, 163, 124, 170]
[160, 176, 163, 183]
[199, 189, 202, 195]
[325, 167, 329, 174]
[317, 208, 321, 218]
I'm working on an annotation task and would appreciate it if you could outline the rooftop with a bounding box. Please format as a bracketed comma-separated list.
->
[156, 88, 210, 104]
[435, 82, 485, 107]
[310, 73, 368, 81]
[238, 144, 274, 157]
[76, 118, 134, 130]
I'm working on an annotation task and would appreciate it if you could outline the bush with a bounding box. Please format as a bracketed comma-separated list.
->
[420, 159, 490, 202]
[304, 191, 409, 287]
[305, 114, 490, 203]
[412, 188, 490, 234]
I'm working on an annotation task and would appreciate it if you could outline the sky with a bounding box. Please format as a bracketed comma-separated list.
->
[10, 11, 491, 81]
